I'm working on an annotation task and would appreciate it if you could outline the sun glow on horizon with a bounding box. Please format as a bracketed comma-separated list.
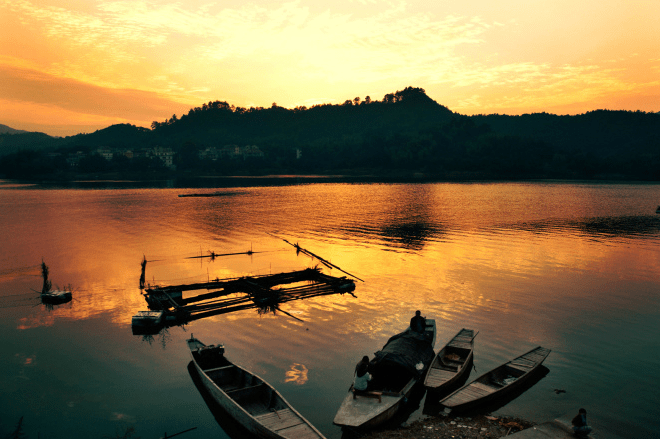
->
[1, 0, 659, 136]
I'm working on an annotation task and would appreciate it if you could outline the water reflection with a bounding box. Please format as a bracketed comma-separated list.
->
[2, 182, 659, 439]
[509, 215, 660, 239]
[379, 221, 439, 251]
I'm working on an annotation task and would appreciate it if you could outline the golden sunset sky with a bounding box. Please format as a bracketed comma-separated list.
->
[1, 0, 658, 137]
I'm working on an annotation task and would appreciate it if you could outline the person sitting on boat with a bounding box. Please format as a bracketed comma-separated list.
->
[571, 408, 592, 437]
[410, 310, 427, 333]
[353, 356, 372, 391]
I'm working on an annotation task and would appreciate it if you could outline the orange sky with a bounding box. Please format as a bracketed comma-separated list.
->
[1, 0, 659, 137]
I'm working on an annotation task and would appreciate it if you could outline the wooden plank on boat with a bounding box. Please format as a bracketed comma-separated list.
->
[508, 365, 531, 374]
[256, 409, 304, 430]
[471, 382, 497, 394]
[427, 370, 456, 382]
[448, 341, 473, 349]
[276, 422, 322, 439]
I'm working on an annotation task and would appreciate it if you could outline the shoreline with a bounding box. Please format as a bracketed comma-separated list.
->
[358, 414, 536, 439]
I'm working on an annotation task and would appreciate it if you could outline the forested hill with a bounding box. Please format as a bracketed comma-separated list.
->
[1, 86, 659, 180]
[148, 86, 453, 146]
[473, 110, 660, 156]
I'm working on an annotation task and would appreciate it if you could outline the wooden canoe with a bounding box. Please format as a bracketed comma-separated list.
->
[439, 346, 551, 412]
[424, 328, 475, 390]
[187, 336, 326, 439]
[333, 319, 436, 429]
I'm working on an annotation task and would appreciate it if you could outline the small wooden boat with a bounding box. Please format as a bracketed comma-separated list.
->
[333, 319, 436, 429]
[440, 346, 551, 412]
[40, 289, 72, 304]
[424, 328, 476, 391]
[187, 336, 326, 439]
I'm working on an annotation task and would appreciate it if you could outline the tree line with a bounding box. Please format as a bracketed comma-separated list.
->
[1, 87, 659, 180]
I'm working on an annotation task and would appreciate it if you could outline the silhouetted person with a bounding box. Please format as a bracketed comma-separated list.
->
[571, 408, 592, 437]
[353, 356, 371, 391]
[410, 310, 426, 333]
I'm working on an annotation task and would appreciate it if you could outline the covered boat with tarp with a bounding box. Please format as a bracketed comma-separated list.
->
[333, 319, 435, 429]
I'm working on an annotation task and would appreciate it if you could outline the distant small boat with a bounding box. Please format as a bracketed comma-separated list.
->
[333, 319, 436, 430]
[131, 310, 164, 328]
[440, 346, 551, 412]
[424, 328, 476, 391]
[41, 289, 72, 304]
[178, 192, 239, 198]
[188, 336, 326, 439]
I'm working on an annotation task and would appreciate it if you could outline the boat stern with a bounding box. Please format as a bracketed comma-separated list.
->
[333, 390, 401, 429]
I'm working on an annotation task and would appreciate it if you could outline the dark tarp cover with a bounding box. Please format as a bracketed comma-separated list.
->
[368, 329, 435, 390]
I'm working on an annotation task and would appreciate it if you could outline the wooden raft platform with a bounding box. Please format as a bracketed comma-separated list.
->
[143, 268, 356, 323]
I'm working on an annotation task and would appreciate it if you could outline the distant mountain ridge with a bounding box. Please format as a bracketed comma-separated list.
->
[0, 124, 29, 135]
[1, 87, 659, 180]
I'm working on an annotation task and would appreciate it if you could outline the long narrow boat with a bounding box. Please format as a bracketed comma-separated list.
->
[439, 346, 551, 412]
[333, 319, 436, 430]
[187, 336, 326, 439]
[424, 328, 475, 391]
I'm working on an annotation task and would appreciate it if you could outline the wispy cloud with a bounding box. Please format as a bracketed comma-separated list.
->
[1, 0, 658, 134]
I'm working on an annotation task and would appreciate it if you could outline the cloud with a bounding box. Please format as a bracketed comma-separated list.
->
[0, 63, 190, 119]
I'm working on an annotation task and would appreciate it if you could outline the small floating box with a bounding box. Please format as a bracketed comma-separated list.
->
[131, 310, 165, 328]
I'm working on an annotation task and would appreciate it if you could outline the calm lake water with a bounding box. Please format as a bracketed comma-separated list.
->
[1, 179, 659, 439]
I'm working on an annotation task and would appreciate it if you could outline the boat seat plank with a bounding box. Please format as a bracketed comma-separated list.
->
[428, 369, 457, 379]
[469, 382, 498, 394]
[426, 377, 451, 387]
[510, 361, 534, 368]
[508, 365, 530, 374]
[225, 383, 264, 395]
[276, 422, 320, 439]
[256, 409, 304, 431]
[448, 341, 472, 349]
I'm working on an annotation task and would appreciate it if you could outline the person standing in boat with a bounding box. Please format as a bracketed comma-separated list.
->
[353, 356, 372, 391]
[410, 310, 427, 333]
[571, 408, 592, 437]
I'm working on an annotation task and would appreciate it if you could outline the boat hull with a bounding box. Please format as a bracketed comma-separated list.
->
[424, 328, 475, 391]
[188, 337, 325, 439]
[333, 376, 418, 429]
[440, 346, 551, 412]
[333, 319, 436, 429]
[191, 360, 285, 439]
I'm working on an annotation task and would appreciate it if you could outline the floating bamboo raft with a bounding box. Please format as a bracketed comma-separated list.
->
[142, 268, 356, 325]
